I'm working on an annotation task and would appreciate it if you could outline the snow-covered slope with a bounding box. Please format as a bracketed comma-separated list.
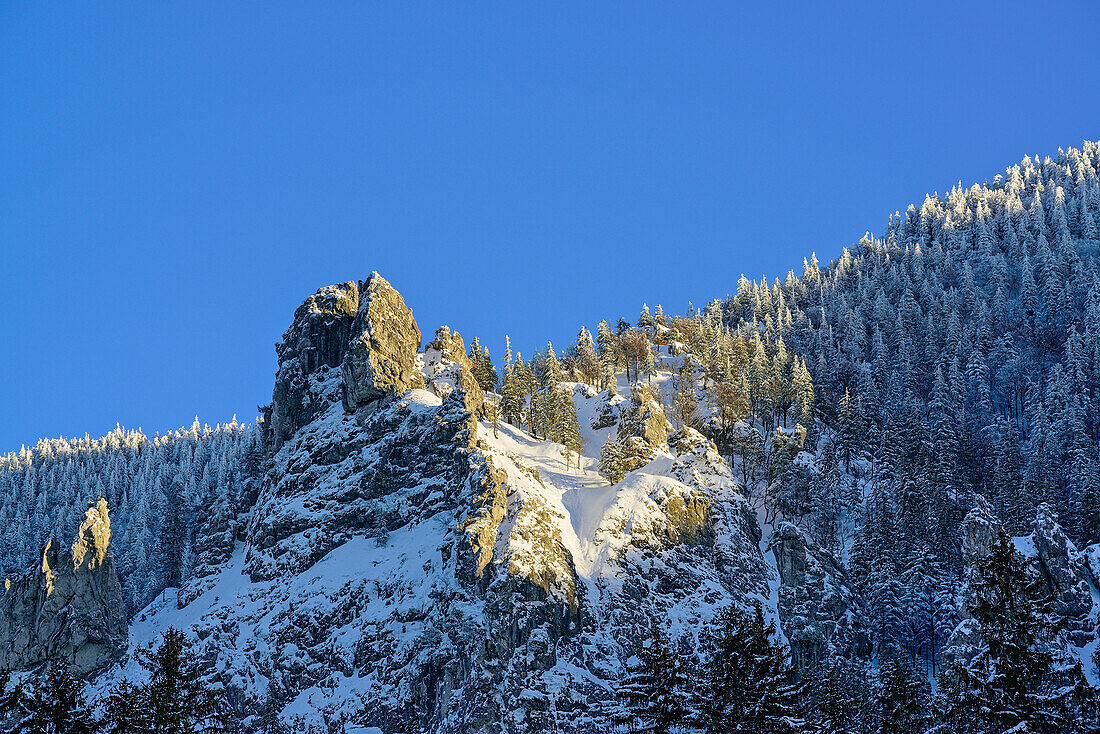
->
[90, 276, 774, 733]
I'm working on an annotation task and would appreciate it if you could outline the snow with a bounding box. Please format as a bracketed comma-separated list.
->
[1012, 535, 1037, 558]
[92, 359, 779, 730]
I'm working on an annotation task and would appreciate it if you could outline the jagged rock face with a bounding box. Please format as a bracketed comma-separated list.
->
[1030, 505, 1095, 644]
[246, 379, 476, 581]
[423, 326, 485, 416]
[0, 542, 127, 676]
[769, 521, 868, 668]
[96, 275, 774, 733]
[342, 273, 425, 411]
[268, 281, 360, 450]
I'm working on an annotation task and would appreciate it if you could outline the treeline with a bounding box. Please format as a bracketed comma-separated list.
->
[713, 142, 1100, 677]
[0, 628, 236, 734]
[0, 420, 262, 614]
[617, 530, 1098, 733]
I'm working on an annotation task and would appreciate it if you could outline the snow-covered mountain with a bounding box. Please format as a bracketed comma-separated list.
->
[5, 141, 1100, 732]
[74, 273, 769, 732]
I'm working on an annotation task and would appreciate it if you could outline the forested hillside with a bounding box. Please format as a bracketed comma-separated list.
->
[2, 142, 1100, 733]
[0, 420, 262, 613]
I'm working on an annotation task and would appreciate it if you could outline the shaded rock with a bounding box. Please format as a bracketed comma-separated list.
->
[342, 273, 425, 411]
[769, 521, 868, 668]
[0, 539, 127, 676]
[959, 496, 999, 566]
[246, 387, 477, 581]
[1030, 505, 1094, 643]
[267, 281, 360, 450]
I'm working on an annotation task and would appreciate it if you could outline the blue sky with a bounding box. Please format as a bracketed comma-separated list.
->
[2, 1, 1098, 450]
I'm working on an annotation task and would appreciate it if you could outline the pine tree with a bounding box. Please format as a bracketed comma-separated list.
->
[640, 341, 656, 383]
[499, 341, 526, 428]
[702, 602, 804, 734]
[138, 628, 238, 734]
[598, 436, 626, 485]
[653, 304, 666, 327]
[596, 320, 618, 394]
[616, 624, 688, 734]
[877, 655, 927, 734]
[571, 327, 599, 386]
[468, 337, 498, 392]
[555, 386, 583, 470]
[23, 660, 98, 734]
[806, 659, 871, 734]
[102, 679, 151, 734]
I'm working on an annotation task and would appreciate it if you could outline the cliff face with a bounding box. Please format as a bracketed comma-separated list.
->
[92, 273, 775, 733]
[769, 521, 869, 668]
[0, 501, 127, 676]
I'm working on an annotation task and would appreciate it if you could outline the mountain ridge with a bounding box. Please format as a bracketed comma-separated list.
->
[3, 141, 1100, 732]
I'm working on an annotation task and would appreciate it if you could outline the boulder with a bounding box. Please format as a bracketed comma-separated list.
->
[342, 272, 425, 411]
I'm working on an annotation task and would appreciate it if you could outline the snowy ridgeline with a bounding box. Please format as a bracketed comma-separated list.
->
[4, 141, 1100, 732]
[90, 367, 774, 733]
[0, 419, 262, 614]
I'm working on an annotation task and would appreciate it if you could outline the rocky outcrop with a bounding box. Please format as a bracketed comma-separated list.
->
[947, 501, 1098, 667]
[769, 521, 868, 668]
[342, 273, 425, 412]
[617, 384, 668, 447]
[266, 273, 427, 454]
[94, 276, 775, 733]
[960, 496, 999, 567]
[1030, 504, 1095, 644]
[0, 503, 127, 676]
[267, 281, 360, 450]
[423, 326, 485, 416]
[616, 384, 669, 469]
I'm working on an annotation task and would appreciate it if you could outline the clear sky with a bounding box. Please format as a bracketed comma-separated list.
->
[2, 2, 1098, 450]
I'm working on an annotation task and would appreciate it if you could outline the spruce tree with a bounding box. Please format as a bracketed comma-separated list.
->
[22, 660, 98, 734]
[615, 624, 688, 734]
[877, 655, 927, 734]
[138, 628, 238, 734]
[598, 436, 626, 485]
[102, 679, 150, 734]
[702, 602, 804, 734]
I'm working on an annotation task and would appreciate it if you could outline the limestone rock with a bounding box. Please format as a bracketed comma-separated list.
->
[342, 273, 425, 411]
[423, 326, 485, 416]
[1030, 505, 1094, 643]
[959, 496, 999, 566]
[267, 281, 360, 449]
[616, 384, 669, 450]
[0, 540, 127, 676]
[769, 521, 868, 668]
[425, 325, 474, 371]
